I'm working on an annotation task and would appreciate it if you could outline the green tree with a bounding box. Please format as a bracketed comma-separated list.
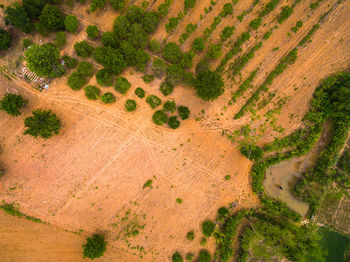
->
[110, 0, 126, 11]
[178, 106, 190, 120]
[163, 42, 182, 64]
[25, 43, 64, 78]
[195, 70, 224, 101]
[93, 46, 126, 74]
[96, 69, 113, 86]
[84, 85, 101, 100]
[172, 251, 183, 262]
[126, 5, 144, 24]
[149, 39, 162, 54]
[0, 28, 11, 50]
[0, 94, 27, 116]
[62, 55, 78, 69]
[220, 26, 234, 41]
[197, 250, 211, 262]
[166, 65, 185, 85]
[22, 38, 33, 49]
[76, 61, 94, 77]
[240, 144, 263, 161]
[143, 75, 154, 83]
[23, 0, 45, 20]
[86, 25, 99, 39]
[74, 40, 94, 58]
[220, 3, 233, 17]
[168, 116, 180, 129]
[90, 0, 107, 12]
[4, 3, 33, 33]
[101, 32, 120, 49]
[24, 109, 61, 139]
[160, 81, 174, 96]
[67, 72, 86, 90]
[39, 5, 65, 31]
[192, 37, 205, 53]
[278, 6, 293, 24]
[127, 23, 148, 49]
[82, 234, 107, 259]
[249, 17, 262, 30]
[114, 76, 131, 94]
[125, 99, 137, 112]
[152, 110, 167, 125]
[135, 87, 145, 98]
[142, 11, 160, 34]
[202, 220, 215, 237]
[64, 15, 79, 33]
[54, 31, 66, 48]
[134, 49, 150, 72]
[186, 231, 195, 241]
[113, 16, 131, 40]
[100, 92, 116, 104]
[146, 95, 161, 109]
[184, 0, 196, 9]
[163, 101, 176, 113]
[208, 44, 222, 59]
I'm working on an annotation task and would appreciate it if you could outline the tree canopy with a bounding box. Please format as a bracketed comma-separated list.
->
[0, 94, 27, 116]
[39, 5, 65, 31]
[0, 28, 11, 51]
[25, 43, 64, 78]
[24, 109, 61, 139]
[195, 70, 224, 101]
[5, 3, 33, 33]
[82, 234, 107, 259]
[64, 15, 79, 33]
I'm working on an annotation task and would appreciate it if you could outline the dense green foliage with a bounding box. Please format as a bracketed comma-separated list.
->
[64, 15, 79, 33]
[249, 17, 262, 30]
[152, 58, 168, 77]
[134, 87, 145, 98]
[338, 148, 350, 174]
[186, 231, 194, 241]
[90, 0, 107, 12]
[231, 69, 258, 101]
[172, 251, 183, 262]
[114, 76, 131, 95]
[178, 106, 190, 120]
[39, 5, 64, 31]
[82, 234, 106, 259]
[101, 32, 119, 49]
[192, 37, 205, 53]
[24, 109, 61, 139]
[125, 99, 137, 112]
[74, 40, 94, 58]
[25, 43, 64, 78]
[0, 202, 42, 223]
[4, 3, 33, 33]
[143, 75, 154, 83]
[278, 5, 293, 24]
[93, 46, 126, 74]
[84, 85, 101, 100]
[86, 25, 99, 39]
[67, 72, 86, 90]
[146, 95, 161, 109]
[149, 39, 162, 54]
[163, 42, 182, 64]
[208, 44, 222, 59]
[184, 0, 196, 10]
[163, 101, 176, 113]
[195, 70, 224, 101]
[220, 26, 234, 41]
[220, 3, 233, 17]
[202, 220, 215, 237]
[291, 20, 303, 33]
[260, 0, 280, 17]
[110, 0, 126, 11]
[54, 31, 66, 48]
[240, 144, 263, 161]
[0, 94, 27, 116]
[77, 61, 94, 77]
[22, 0, 45, 20]
[100, 92, 116, 104]
[197, 250, 211, 262]
[152, 110, 167, 125]
[0, 28, 11, 50]
[160, 81, 174, 96]
[22, 38, 33, 49]
[168, 116, 180, 129]
[96, 69, 113, 87]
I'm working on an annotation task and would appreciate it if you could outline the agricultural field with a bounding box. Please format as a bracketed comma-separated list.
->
[0, 0, 349, 261]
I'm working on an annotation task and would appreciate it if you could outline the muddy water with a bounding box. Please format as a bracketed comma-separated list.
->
[263, 123, 332, 217]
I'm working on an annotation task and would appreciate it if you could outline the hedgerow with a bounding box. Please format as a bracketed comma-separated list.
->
[231, 69, 258, 102]
[277, 6, 293, 24]
[298, 24, 320, 46]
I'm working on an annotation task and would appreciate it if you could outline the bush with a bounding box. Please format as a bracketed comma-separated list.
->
[86, 25, 99, 39]
[100, 92, 116, 104]
[195, 70, 224, 101]
[54, 31, 66, 48]
[168, 116, 180, 129]
[62, 55, 77, 69]
[5, 4, 33, 33]
[249, 17, 262, 30]
[24, 109, 61, 139]
[84, 85, 101, 100]
[178, 106, 190, 120]
[101, 32, 119, 49]
[278, 6, 293, 24]
[217, 207, 229, 220]
[143, 75, 154, 83]
[184, 0, 196, 9]
[186, 253, 194, 261]
[64, 15, 79, 33]
[172, 252, 183, 262]
[76, 61, 94, 77]
[220, 26, 234, 41]
[67, 72, 86, 90]
[82, 234, 106, 259]
[90, 0, 107, 12]
[152, 58, 168, 77]
[125, 99, 137, 112]
[96, 69, 113, 86]
[149, 39, 162, 54]
[114, 76, 131, 95]
[39, 5, 64, 31]
[0, 94, 27, 116]
[192, 37, 205, 53]
[152, 110, 167, 125]
[163, 42, 182, 64]
[22, 38, 32, 49]
[110, 0, 126, 11]
[198, 250, 211, 262]
[146, 95, 161, 109]
[25, 43, 64, 78]
[160, 81, 174, 96]
[208, 44, 222, 59]
[74, 40, 94, 58]
[202, 220, 215, 237]
[240, 144, 263, 161]
[186, 230, 195, 241]
[134, 87, 145, 98]
[220, 3, 233, 17]
[0, 28, 11, 50]
[163, 101, 176, 113]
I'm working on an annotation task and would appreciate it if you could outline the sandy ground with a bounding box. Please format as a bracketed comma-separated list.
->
[0, 0, 350, 261]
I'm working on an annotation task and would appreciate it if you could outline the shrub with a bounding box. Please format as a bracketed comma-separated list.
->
[186, 253, 194, 261]
[86, 25, 99, 39]
[220, 26, 234, 41]
[278, 6, 293, 24]
[146, 95, 161, 109]
[64, 15, 79, 33]
[96, 69, 113, 86]
[198, 250, 211, 262]
[142, 11, 160, 34]
[22, 38, 32, 49]
[249, 17, 262, 30]
[110, 0, 126, 11]
[90, 0, 107, 12]
[168, 116, 180, 129]
[143, 75, 154, 83]
[163, 42, 182, 64]
[67, 72, 86, 90]
[22, 0, 45, 20]
[160, 81, 174, 96]
[186, 231, 195, 241]
[62, 55, 77, 69]
[135, 87, 145, 98]
[263, 29, 273, 40]
[24, 109, 61, 139]
[178, 106, 190, 120]
[163, 101, 176, 113]
[172, 252, 183, 262]
[101, 32, 119, 49]
[39, 5, 64, 31]
[84, 85, 101, 100]
[0, 28, 11, 50]
[291, 20, 303, 33]
[82, 234, 106, 259]
[152, 58, 168, 77]
[5, 4, 33, 33]
[202, 220, 215, 237]
[217, 207, 229, 220]
[200, 237, 207, 245]
[76, 61, 94, 77]
[152, 110, 167, 125]
[176, 198, 183, 204]
[184, 0, 196, 9]
[165, 17, 179, 33]
[208, 44, 222, 59]
[25, 43, 64, 78]
[0, 94, 27, 116]
[195, 70, 224, 101]
[143, 179, 153, 189]
[54, 31, 66, 48]
[74, 40, 94, 58]
[149, 39, 162, 54]
[100, 92, 116, 104]
[220, 3, 233, 17]
[240, 144, 263, 161]
[125, 99, 137, 112]
[114, 76, 131, 95]
[192, 37, 205, 53]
